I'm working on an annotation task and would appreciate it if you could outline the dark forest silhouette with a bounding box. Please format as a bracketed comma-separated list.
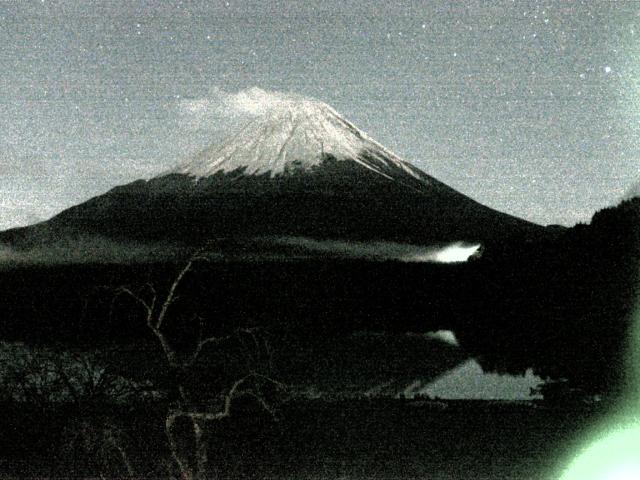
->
[0, 196, 637, 477]
[0, 196, 638, 397]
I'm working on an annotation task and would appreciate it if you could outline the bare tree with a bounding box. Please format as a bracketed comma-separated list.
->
[115, 255, 283, 480]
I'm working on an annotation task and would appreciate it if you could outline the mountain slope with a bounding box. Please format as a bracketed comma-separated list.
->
[0, 93, 545, 255]
[173, 96, 421, 180]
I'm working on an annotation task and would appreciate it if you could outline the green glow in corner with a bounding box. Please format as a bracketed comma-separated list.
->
[558, 423, 640, 480]
[556, 297, 640, 480]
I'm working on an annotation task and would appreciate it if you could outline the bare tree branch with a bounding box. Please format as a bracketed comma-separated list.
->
[115, 286, 154, 321]
[103, 427, 136, 479]
[156, 259, 198, 330]
[109, 252, 282, 480]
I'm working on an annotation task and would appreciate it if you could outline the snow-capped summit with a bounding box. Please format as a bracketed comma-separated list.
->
[0, 88, 546, 253]
[172, 91, 423, 181]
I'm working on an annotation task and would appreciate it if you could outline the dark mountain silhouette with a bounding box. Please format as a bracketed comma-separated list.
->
[453, 196, 640, 396]
[0, 97, 545, 254]
[0, 93, 636, 399]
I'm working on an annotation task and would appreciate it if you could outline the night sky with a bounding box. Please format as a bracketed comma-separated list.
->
[1, 0, 639, 230]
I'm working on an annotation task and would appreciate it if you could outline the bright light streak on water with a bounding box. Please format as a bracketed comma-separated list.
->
[432, 242, 481, 263]
[264, 237, 482, 264]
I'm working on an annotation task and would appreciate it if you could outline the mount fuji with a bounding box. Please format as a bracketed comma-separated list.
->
[0, 91, 545, 258]
[174, 94, 427, 181]
[1, 91, 632, 400]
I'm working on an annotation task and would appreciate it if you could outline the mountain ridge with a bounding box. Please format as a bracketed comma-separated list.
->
[171, 97, 418, 180]
[0, 94, 547, 256]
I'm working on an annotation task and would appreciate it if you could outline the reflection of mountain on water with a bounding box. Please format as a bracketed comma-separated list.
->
[422, 359, 543, 400]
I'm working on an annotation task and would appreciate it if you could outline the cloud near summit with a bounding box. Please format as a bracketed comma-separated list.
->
[179, 87, 306, 122]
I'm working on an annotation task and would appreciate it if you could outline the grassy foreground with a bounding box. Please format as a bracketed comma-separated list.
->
[0, 398, 608, 479]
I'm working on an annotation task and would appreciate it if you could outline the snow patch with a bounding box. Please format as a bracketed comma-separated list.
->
[171, 88, 423, 182]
